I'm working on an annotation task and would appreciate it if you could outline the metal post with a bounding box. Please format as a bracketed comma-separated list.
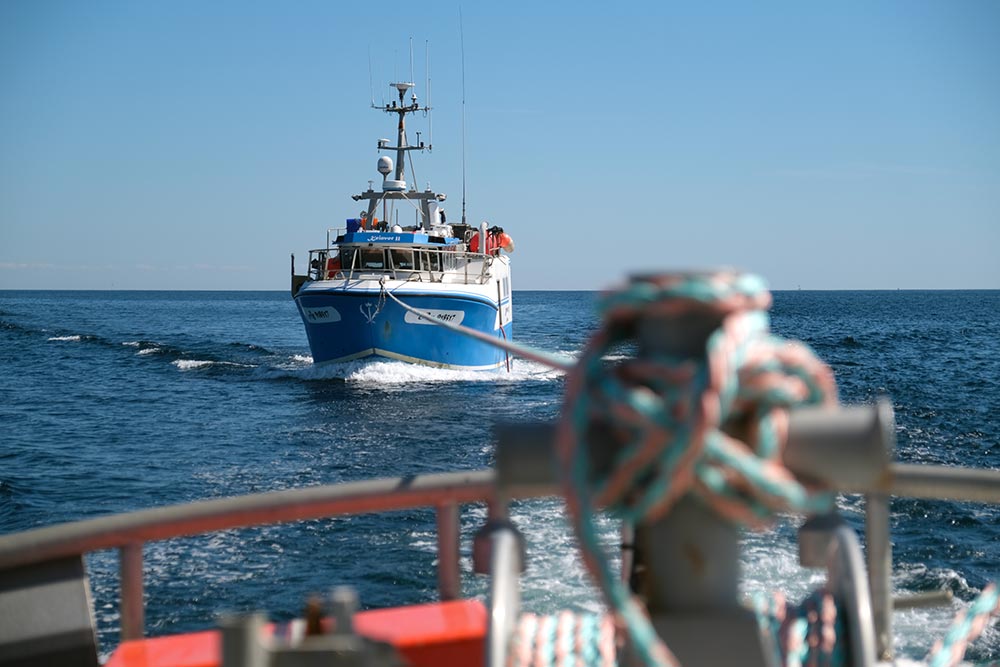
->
[633, 302, 743, 613]
[624, 276, 776, 667]
[436, 502, 461, 600]
[119, 542, 144, 641]
[486, 527, 522, 667]
[865, 494, 893, 661]
[219, 613, 266, 667]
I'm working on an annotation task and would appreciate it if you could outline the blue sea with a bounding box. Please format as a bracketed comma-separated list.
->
[1, 289, 998, 662]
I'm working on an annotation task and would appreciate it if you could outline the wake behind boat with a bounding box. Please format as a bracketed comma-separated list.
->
[291, 79, 514, 370]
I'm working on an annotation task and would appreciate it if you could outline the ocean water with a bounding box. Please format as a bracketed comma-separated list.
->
[1, 288, 998, 662]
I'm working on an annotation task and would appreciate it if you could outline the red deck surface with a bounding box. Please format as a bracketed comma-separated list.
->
[105, 599, 486, 667]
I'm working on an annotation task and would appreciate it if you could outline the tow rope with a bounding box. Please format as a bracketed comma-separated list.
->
[378, 277, 573, 372]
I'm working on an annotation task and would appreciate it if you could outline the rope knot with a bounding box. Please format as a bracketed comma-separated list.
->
[558, 271, 837, 528]
[554, 271, 839, 666]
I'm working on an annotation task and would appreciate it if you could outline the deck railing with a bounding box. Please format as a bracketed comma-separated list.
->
[0, 423, 997, 655]
[0, 470, 546, 642]
[307, 245, 498, 285]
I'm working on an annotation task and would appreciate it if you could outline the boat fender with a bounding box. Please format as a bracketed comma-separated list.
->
[497, 232, 515, 254]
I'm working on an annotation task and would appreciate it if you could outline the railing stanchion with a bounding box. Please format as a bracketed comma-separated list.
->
[436, 501, 461, 600]
[866, 493, 893, 661]
[120, 542, 145, 642]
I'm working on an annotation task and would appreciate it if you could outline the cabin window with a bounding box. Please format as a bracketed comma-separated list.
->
[390, 249, 415, 270]
[419, 251, 441, 272]
[361, 248, 385, 269]
[340, 247, 359, 271]
[310, 251, 327, 279]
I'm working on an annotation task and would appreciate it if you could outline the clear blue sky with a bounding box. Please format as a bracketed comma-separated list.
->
[2, 1, 998, 290]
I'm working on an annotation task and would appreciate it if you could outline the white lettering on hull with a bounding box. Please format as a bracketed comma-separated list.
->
[404, 309, 465, 326]
[302, 306, 341, 323]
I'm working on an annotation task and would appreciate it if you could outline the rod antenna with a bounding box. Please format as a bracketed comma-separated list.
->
[426, 40, 433, 149]
[409, 37, 414, 84]
[368, 45, 375, 107]
[460, 8, 467, 225]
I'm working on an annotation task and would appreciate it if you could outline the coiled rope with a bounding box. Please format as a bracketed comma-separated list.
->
[382, 270, 996, 666]
[751, 589, 846, 667]
[508, 612, 617, 667]
[553, 271, 838, 666]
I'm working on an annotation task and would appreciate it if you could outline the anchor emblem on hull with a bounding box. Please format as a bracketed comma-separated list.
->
[360, 302, 378, 324]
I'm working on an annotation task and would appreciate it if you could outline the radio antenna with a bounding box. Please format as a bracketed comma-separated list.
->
[409, 37, 414, 84]
[368, 45, 375, 107]
[460, 8, 467, 225]
[426, 40, 433, 149]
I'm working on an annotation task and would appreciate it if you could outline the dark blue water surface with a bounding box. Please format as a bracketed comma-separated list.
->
[1, 289, 997, 661]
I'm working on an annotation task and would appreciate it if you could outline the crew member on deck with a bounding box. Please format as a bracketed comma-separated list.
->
[360, 211, 379, 231]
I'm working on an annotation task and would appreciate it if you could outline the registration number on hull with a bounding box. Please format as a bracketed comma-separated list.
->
[404, 310, 465, 326]
[302, 307, 341, 323]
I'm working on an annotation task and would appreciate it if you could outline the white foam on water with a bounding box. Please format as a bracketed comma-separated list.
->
[269, 357, 566, 384]
[122, 341, 141, 347]
[173, 360, 215, 370]
[48, 335, 82, 341]
[343, 358, 565, 384]
[137, 347, 161, 356]
[173, 359, 257, 371]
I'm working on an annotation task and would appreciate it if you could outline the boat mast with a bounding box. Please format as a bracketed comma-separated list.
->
[382, 83, 429, 186]
[354, 81, 443, 225]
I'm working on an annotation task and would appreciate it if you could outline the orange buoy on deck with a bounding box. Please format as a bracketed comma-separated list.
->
[495, 232, 515, 253]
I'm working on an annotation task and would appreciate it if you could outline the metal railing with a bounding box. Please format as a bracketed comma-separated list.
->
[491, 411, 1000, 664]
[307, 245, 499, 285]
[0, 470, 546, 642]
[1, 420, 997, 658]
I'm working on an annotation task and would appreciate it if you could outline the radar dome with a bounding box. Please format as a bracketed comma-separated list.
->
[377, 156, 393, 176]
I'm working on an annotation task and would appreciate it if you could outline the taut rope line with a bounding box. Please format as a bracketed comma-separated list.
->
[378, 277, 574, 372]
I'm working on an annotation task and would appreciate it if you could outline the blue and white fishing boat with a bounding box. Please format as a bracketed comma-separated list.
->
[291, 80, 514, 370]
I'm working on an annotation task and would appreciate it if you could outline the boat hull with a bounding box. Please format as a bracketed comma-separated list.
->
[295, 282, 512, 370]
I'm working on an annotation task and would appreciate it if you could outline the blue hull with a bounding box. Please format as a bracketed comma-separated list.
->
[295, 288, 512, 369]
